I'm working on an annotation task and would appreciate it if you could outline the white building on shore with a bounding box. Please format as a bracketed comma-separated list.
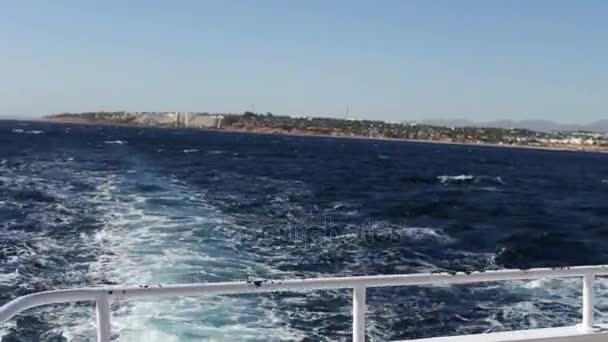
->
[188, 114, 223, 128]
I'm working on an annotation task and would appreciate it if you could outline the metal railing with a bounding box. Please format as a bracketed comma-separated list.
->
[1, 265, 608, 341]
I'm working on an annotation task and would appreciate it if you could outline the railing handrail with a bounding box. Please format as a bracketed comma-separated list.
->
[2, 265, 608, 341]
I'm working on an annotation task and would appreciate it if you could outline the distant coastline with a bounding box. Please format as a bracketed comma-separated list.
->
[45, 112, 608, 154]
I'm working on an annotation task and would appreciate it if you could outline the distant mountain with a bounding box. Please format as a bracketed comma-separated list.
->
[418, 118, 608, 133]
[419, 118, 475, 128]
[483, 120, 580, 132]
[0, 115, 41, 121]
[588, 120, 608, 132]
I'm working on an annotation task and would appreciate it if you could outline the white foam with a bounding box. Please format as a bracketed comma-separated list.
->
[0, 161, 123, 339]
[437, 174, 474, 184]
[11, 128, 44, 134]
[401, 226, 455, 243]
[0, 321, 16, 338]
[0, 269, 18, 285]
[105, 140, 127, 145]
[183, 149, 199, 153]
[462, 269, 608, 335]
[437, 174, 504, 185]
[73, 173, 304, 341]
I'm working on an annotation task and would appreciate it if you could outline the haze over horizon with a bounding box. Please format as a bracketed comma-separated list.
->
[1, 1, 607, 124]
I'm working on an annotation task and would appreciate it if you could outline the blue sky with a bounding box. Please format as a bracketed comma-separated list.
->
[1, 0, 606, 123]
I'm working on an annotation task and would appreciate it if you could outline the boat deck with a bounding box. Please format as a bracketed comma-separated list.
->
[404, 326, 608, 342]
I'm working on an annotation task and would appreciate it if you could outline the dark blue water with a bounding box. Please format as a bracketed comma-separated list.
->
[2, 120, 608, 341]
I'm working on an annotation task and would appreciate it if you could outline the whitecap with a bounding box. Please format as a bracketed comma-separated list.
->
[369, 223, 455, 244]
[11, 129, 44, 134]
[438, 174, 504, 186]
[0, 269, 18, 286]
[183, 149, 199, 153]
[401, 227, 455, 243]
[437, 174, 474, 184]
[105, 140, 127, 145]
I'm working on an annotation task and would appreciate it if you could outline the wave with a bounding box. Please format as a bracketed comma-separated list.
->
[0, 158, 120, 341]
[105, 140, 128, 145]
[183, 149, 199, 153]
[438, 174, 474, 183]
[481, 276, 608, 333]
[11, 129, 44, 135]
[9, 189, 57, 203]
[438, 174, 504, 186]
[400, 226, 455, 243]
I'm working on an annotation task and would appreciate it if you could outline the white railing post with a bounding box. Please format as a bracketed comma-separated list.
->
[95, 293, 112, 342]
[353, 286, 366, 342]
[582, 273, 595, 331]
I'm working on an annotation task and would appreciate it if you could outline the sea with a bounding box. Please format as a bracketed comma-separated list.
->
[2, 120, 608, 341]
